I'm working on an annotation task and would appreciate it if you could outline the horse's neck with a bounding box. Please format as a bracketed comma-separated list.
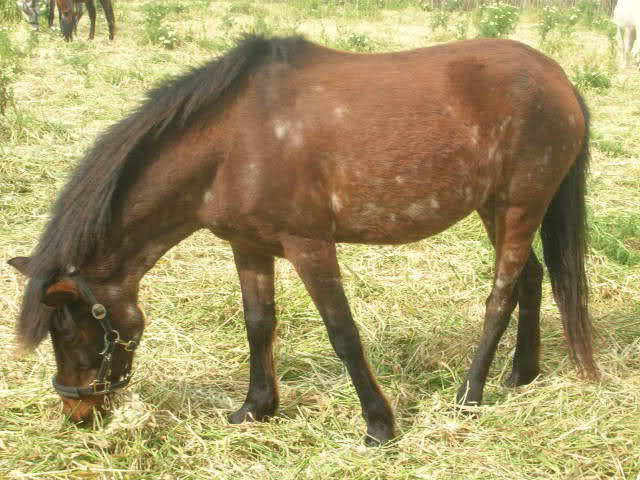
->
[87, 149, 216, 284]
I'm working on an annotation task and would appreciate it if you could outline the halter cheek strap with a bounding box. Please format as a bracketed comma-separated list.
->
[51, 266, 138, 398]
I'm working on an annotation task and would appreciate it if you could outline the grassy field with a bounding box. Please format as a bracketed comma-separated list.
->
[1, 1, 639, 478]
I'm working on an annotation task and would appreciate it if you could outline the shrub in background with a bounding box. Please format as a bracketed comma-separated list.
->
[538, 5, 580, 41]
[0, 0, 22, 23]
[474, 2, 519, 38]
[334, 29, 377, 52]
[141, 2, 184, 49]
[0, 28, 20, 116]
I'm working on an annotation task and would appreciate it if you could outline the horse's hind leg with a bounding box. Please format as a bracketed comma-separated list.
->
[504, 251, 543, 387]
[98, 0, 115, 40]
[283, 237, 394, 445]
[85, 0, 96, 40]
[476, 205, 543, 388]
[228, 247, 279, 423]
[457, 203, 541, 406]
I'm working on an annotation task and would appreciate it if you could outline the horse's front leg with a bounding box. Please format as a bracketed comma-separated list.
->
[228, 247, 279, 424]
[98, 0, 115, 40]
[85, 0, 96, 40]
[283, 237, 394, 445]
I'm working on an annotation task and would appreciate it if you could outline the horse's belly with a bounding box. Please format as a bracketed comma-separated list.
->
[331, 190, 477, 245]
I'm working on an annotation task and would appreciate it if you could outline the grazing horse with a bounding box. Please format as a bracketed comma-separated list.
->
[613, 0, 640, 67]
[8, 35, 597, 445]
[48, 0, 115, 41]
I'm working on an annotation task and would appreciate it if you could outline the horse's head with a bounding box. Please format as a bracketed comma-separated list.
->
[9, 256, 146, 422]
[56, 0, 81, 41]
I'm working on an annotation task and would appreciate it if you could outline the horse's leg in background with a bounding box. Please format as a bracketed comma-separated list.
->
[283, 238, 395, 445]
[98, 0, 115, 40]
[617, 26, 627, 67]
[73, 2, 81, 36]
[85, 0, 96, 40]
[630, 26, 639, 64]
[228, 248, 279, 424]
[48, 0, 55, 27]
[619, 25, 636, 67]
[456, 201, 540, 406]
[477, 204, 543, 388]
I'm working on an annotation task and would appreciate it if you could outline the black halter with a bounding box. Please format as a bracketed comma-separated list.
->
[51, 266, 138, 398]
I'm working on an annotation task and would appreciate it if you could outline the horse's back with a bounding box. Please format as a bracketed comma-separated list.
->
[207, 38, 585, 246]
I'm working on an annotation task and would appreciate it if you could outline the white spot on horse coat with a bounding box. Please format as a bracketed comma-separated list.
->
[203, 191, 213, 204]
[126, 305, 137, 317]
[488, 144, 497, 161]
[495, 277, 508, 289]
[499, 116, 512, 134]
[274, 118, 304, 147]
[430, 195, 440, 210]
[495, 271, 518, 289]
[333, 106, 348, 120]
[406, 202, 425, 218]
[106, 286, 121, 299]
[331, 193, 343, 212]
[470, 125, 480, 146]
[274, 119, 289, 139]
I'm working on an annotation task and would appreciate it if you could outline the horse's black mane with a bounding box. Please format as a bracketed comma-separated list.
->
[17, 34, 308, 348]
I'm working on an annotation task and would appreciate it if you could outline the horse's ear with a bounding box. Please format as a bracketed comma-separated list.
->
[8, 256, 32, 276]
[43, 279, 79, 307]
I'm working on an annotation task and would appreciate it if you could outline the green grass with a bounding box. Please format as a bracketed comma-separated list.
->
[1, 1, 640, 479]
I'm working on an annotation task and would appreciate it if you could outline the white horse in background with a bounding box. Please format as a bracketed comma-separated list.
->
[613, 0, 640, 67]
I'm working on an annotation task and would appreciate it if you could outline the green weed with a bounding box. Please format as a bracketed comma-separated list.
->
[572, 62, 611, 91]
[591, 214, 640, 266]
[592, 131, 631, 157]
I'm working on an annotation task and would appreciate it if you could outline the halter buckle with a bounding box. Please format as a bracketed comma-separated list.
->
[91, 380, 112, 395]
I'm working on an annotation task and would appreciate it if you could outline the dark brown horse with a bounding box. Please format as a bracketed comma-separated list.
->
[9, 35, 597, 445]
[48, 0, 115, 41]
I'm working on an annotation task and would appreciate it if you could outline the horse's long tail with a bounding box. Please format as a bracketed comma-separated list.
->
[540, 88, 598, 379]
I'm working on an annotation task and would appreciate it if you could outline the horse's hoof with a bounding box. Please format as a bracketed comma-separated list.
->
[228, 402, 276, 424]
[228, 408, 255, 424]
[503, 369, 539, 388]
[364, 423, 394, 446]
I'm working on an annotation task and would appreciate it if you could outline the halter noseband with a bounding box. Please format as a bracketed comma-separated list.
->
[51, 266, 138, 398]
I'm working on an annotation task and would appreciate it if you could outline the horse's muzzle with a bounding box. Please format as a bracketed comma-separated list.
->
[61, 395, 108, 422]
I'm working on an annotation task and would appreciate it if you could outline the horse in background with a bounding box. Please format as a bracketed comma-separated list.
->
[613, 0, 640, 67]
[48, 0, 115, 41]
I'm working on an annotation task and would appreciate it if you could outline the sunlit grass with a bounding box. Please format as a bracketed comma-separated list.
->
[1, 1, 639, 478]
